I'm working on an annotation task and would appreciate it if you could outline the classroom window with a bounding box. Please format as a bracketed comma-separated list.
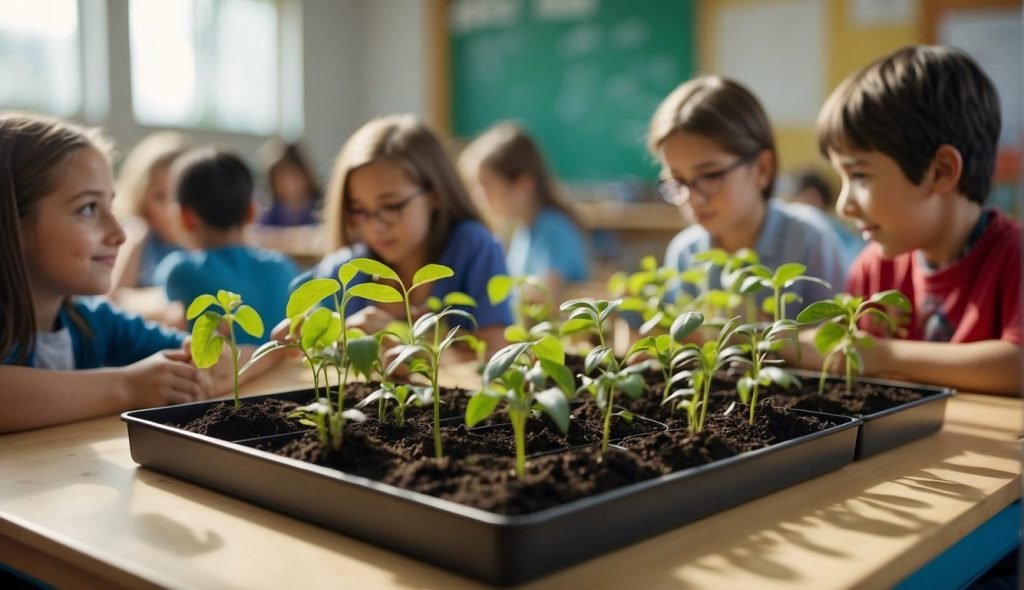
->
[129, 0, 281, 135]
[0, 0, 81, 116]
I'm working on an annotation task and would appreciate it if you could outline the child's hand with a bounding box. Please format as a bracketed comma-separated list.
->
[121, 349, 207, 407]
[348, 306, 399, 335]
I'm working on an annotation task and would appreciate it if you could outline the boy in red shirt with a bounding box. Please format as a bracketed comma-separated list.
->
[800, 45, 1021, 395]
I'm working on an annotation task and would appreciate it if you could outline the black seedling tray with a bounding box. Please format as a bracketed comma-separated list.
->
[123, 391, 859, 585]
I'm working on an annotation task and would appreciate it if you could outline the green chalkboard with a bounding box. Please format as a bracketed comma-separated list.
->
[450, 0, 695, 182]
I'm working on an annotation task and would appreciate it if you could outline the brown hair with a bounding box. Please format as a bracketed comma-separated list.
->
[460, 122, 582, 227]
[647, 75, 778, 200]
[113, 131, 191, 220]
[324, 115, 485, 258]
[817, 45, 1000, 204]
[0, 112, 112, 364]
[260, 138, 321, 205]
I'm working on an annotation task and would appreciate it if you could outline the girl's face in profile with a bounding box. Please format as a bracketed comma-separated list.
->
[345, 158, 436, 268]
[143, 164, 183, 244]
[21, 147, 126, 300]
[659, 131, 768, 240]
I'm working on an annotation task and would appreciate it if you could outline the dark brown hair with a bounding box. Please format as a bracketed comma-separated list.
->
[817, 45, 1001, 203]
[113, 131, 191, 220]
[260, 138, 320, 205]
[460, 122, 582, 227]
[0, 112, 111, 364]
[173, 147, 254, 230]
[648, 75, 778, 200]
[324, 115, 485, 258]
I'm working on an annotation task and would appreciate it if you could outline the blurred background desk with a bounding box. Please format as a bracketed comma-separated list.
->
[0, 362, 1019, 589]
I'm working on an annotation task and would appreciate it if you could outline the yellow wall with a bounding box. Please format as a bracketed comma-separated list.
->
[698, 0, 921, 178]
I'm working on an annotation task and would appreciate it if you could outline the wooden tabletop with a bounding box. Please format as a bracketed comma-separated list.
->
[1, 361, 1020, 589]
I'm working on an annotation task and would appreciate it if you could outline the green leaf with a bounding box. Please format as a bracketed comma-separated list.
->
[534, 387, 570, 433]
[337, 262, 358, 287]
[639, 311, 664, 336]
[626, 336, 656, 361]
[737, 376, 753, 404]
[540, 359, 575, 398]
[483, 342, 530, 384]
[190, 311, 225, 369]
[385, 344, 426, 376]
[286, 278, 340, 319]
[347, 282, 403, 304]
[868, 289, 911, 312]
[640, 255, 658, 271]
[670, 311, 704, 343]
[186, 294, 218, 320]
[216, 290, 241, 312]
[584, 345, 610, 374]
[531, 334, 564, 365]
[443, 291, 477, 308]
[617, 373, 646, 398]
[232, 305, 264, 338]
[559, 317, 594, 336]
[772, 263, 807, 288]
[301, 308, 342, 350]
[559, 298, 597, 313]
[425, 296, 442, 312]
[348, 257, 399, 282]
[487, 275, 514, 305]
[411, 263, 454, 290]
[796, 301, 846, 325]
[466, 391, 502, 427]
[412, 312, 440, 339]
[761, 366, 800, 389]
[239, 340, 289, 374]
[347, 335, 379, 378]
[618, 296, 648, 313]
[814, 322, 847, 356]
[607, 272, 628, 296]
[503, 324, 529, 342]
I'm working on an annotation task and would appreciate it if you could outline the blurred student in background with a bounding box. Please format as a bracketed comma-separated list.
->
[460, 122, 589, 306]
[784, 169, 865, 270]
[301, 114, 512, 357]
[258, 139, 321, 227]
[649, 75, 845, 318]
[155, 148, 299, 345]
[109, 131, 191, 290]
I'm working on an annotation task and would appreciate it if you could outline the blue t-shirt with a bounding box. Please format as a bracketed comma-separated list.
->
[664, 200, 845, 318]
[2, 297, 186, 368]
[301, 219, 513, 330]
[506, 207, 590, 283]
[139, 231, 181, 288]
[259, 200, 318, 227]
[155, 245, 300, 345]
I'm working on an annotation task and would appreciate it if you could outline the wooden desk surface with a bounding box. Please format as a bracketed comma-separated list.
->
[1, 362, 1020, 589]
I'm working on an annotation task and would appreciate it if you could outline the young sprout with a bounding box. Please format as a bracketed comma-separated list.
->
[611, 255, 692, 335]
[796, 290, 911, 394]
[625, 311, 704, 401]
[741, 262, 832, 323]
[664, 316, 746, 432]
[466, 337, 574, 479]
[731, 321, 801, 424]
[347, 259, 477, 459]
[187, 290, 265, 407]
[487, 274, 555, 328]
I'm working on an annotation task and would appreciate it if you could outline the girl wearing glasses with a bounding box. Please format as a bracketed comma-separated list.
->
[307, 115, 512, 356]
[648, 76, 845, 318]
[460, 123, 589, 308]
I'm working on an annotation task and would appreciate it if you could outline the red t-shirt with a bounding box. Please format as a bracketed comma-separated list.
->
[847, 210, 1022, 344]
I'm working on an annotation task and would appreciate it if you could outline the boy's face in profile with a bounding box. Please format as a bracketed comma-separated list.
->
[828, 148, 943, 259]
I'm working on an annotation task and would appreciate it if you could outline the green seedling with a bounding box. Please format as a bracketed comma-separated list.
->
[625, 311, 704, 401]
[796, 290, 911, 394]
[611, 255, 692, 335]
[466, 337, 574, 478]
[732, 320, 802, 424]
[487, 274, 555, 328]
[289, 398, 366, 451]
[739, 262, 832, 323]
[664, 316, 746, 432]
[187, 290, 265, 407]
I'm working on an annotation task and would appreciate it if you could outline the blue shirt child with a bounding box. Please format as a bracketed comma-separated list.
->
[155, 245, 300, 345]
[506, 207, 590, 283]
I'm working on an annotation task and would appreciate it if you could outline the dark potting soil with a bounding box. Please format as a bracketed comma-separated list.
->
[765, 379, 925, 416]
[179, 398, 302, 440]
[263, 399, 827, 515]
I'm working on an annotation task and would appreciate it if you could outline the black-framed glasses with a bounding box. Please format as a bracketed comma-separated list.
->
[345, 188, 427, 228]
[657, 154, 755, 205]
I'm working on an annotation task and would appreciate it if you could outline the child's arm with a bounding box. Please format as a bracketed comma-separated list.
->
[0, 350, 211, 433]
[787, 330, 1022, 396]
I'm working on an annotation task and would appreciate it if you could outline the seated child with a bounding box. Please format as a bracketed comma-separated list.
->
[800, 45, 1021, 395]
[784, 169, 866, 270]
[0, 113, 219, 433]
[460, 122, 590, 306]
[301, 114, 513, 356]
[155, 148, 299, 345]
[648, 76, 846, 318]
[258, 139, 321, 227]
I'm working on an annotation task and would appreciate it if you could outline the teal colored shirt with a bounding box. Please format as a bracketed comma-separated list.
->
[506, 207, 590, 283]
[156, 245, 299, 345]
[2, 297, 186, 368]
